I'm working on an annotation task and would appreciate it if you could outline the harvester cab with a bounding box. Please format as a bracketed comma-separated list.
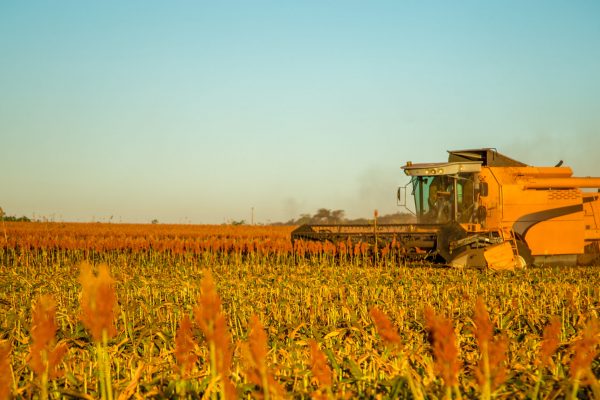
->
[401, 160, 482, 225]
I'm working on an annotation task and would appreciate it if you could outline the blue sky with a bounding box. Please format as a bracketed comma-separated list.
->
[1, 1, 599, 223]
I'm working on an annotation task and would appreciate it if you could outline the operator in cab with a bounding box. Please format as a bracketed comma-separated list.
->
[425, 177, 452, 224]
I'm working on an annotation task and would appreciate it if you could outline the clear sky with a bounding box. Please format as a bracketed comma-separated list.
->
[1, 1, 599, 224]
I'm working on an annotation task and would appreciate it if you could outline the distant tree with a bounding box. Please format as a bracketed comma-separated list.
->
[313, 208, 332, 223]
[231, 220, 246, 226]
[273, 208, 414, 226]
[331, 209, 345, 223]
[1, 213, 31, 222]
[151, 219, 159, 224]
[295, 214, 312, 225]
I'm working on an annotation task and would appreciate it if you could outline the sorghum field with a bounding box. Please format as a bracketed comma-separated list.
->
[0, 221, 599, 399]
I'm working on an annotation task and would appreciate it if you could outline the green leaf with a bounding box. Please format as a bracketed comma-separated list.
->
[345, 357, 364, 380]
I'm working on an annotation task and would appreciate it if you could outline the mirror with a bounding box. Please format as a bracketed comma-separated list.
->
[397, 186, 406, 206]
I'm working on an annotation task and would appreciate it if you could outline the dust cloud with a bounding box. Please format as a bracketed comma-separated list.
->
[346, 165, 408, 218]
[503, 130, 600, 176]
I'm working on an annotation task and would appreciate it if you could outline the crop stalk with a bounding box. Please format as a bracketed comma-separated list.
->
[481, 342, 491, 400]
[103, 329, 113, 400]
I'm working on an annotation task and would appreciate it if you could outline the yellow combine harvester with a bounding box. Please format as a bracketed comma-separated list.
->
[292, 149, 600, 270]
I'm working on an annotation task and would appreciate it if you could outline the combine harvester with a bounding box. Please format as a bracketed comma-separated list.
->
[292, 149, 600, 270]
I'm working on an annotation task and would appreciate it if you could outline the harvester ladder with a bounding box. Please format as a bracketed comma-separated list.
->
[502, 228, 521, 265]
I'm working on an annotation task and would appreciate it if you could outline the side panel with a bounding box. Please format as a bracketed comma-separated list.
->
[502, 185, 584, 255]
[478, 168, 503, 229]
[521, 213, 584, 255]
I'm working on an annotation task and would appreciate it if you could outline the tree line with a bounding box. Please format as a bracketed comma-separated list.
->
[277, 208, 415, 225]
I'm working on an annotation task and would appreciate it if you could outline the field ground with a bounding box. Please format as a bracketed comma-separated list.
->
[0, 222, 599, 399]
